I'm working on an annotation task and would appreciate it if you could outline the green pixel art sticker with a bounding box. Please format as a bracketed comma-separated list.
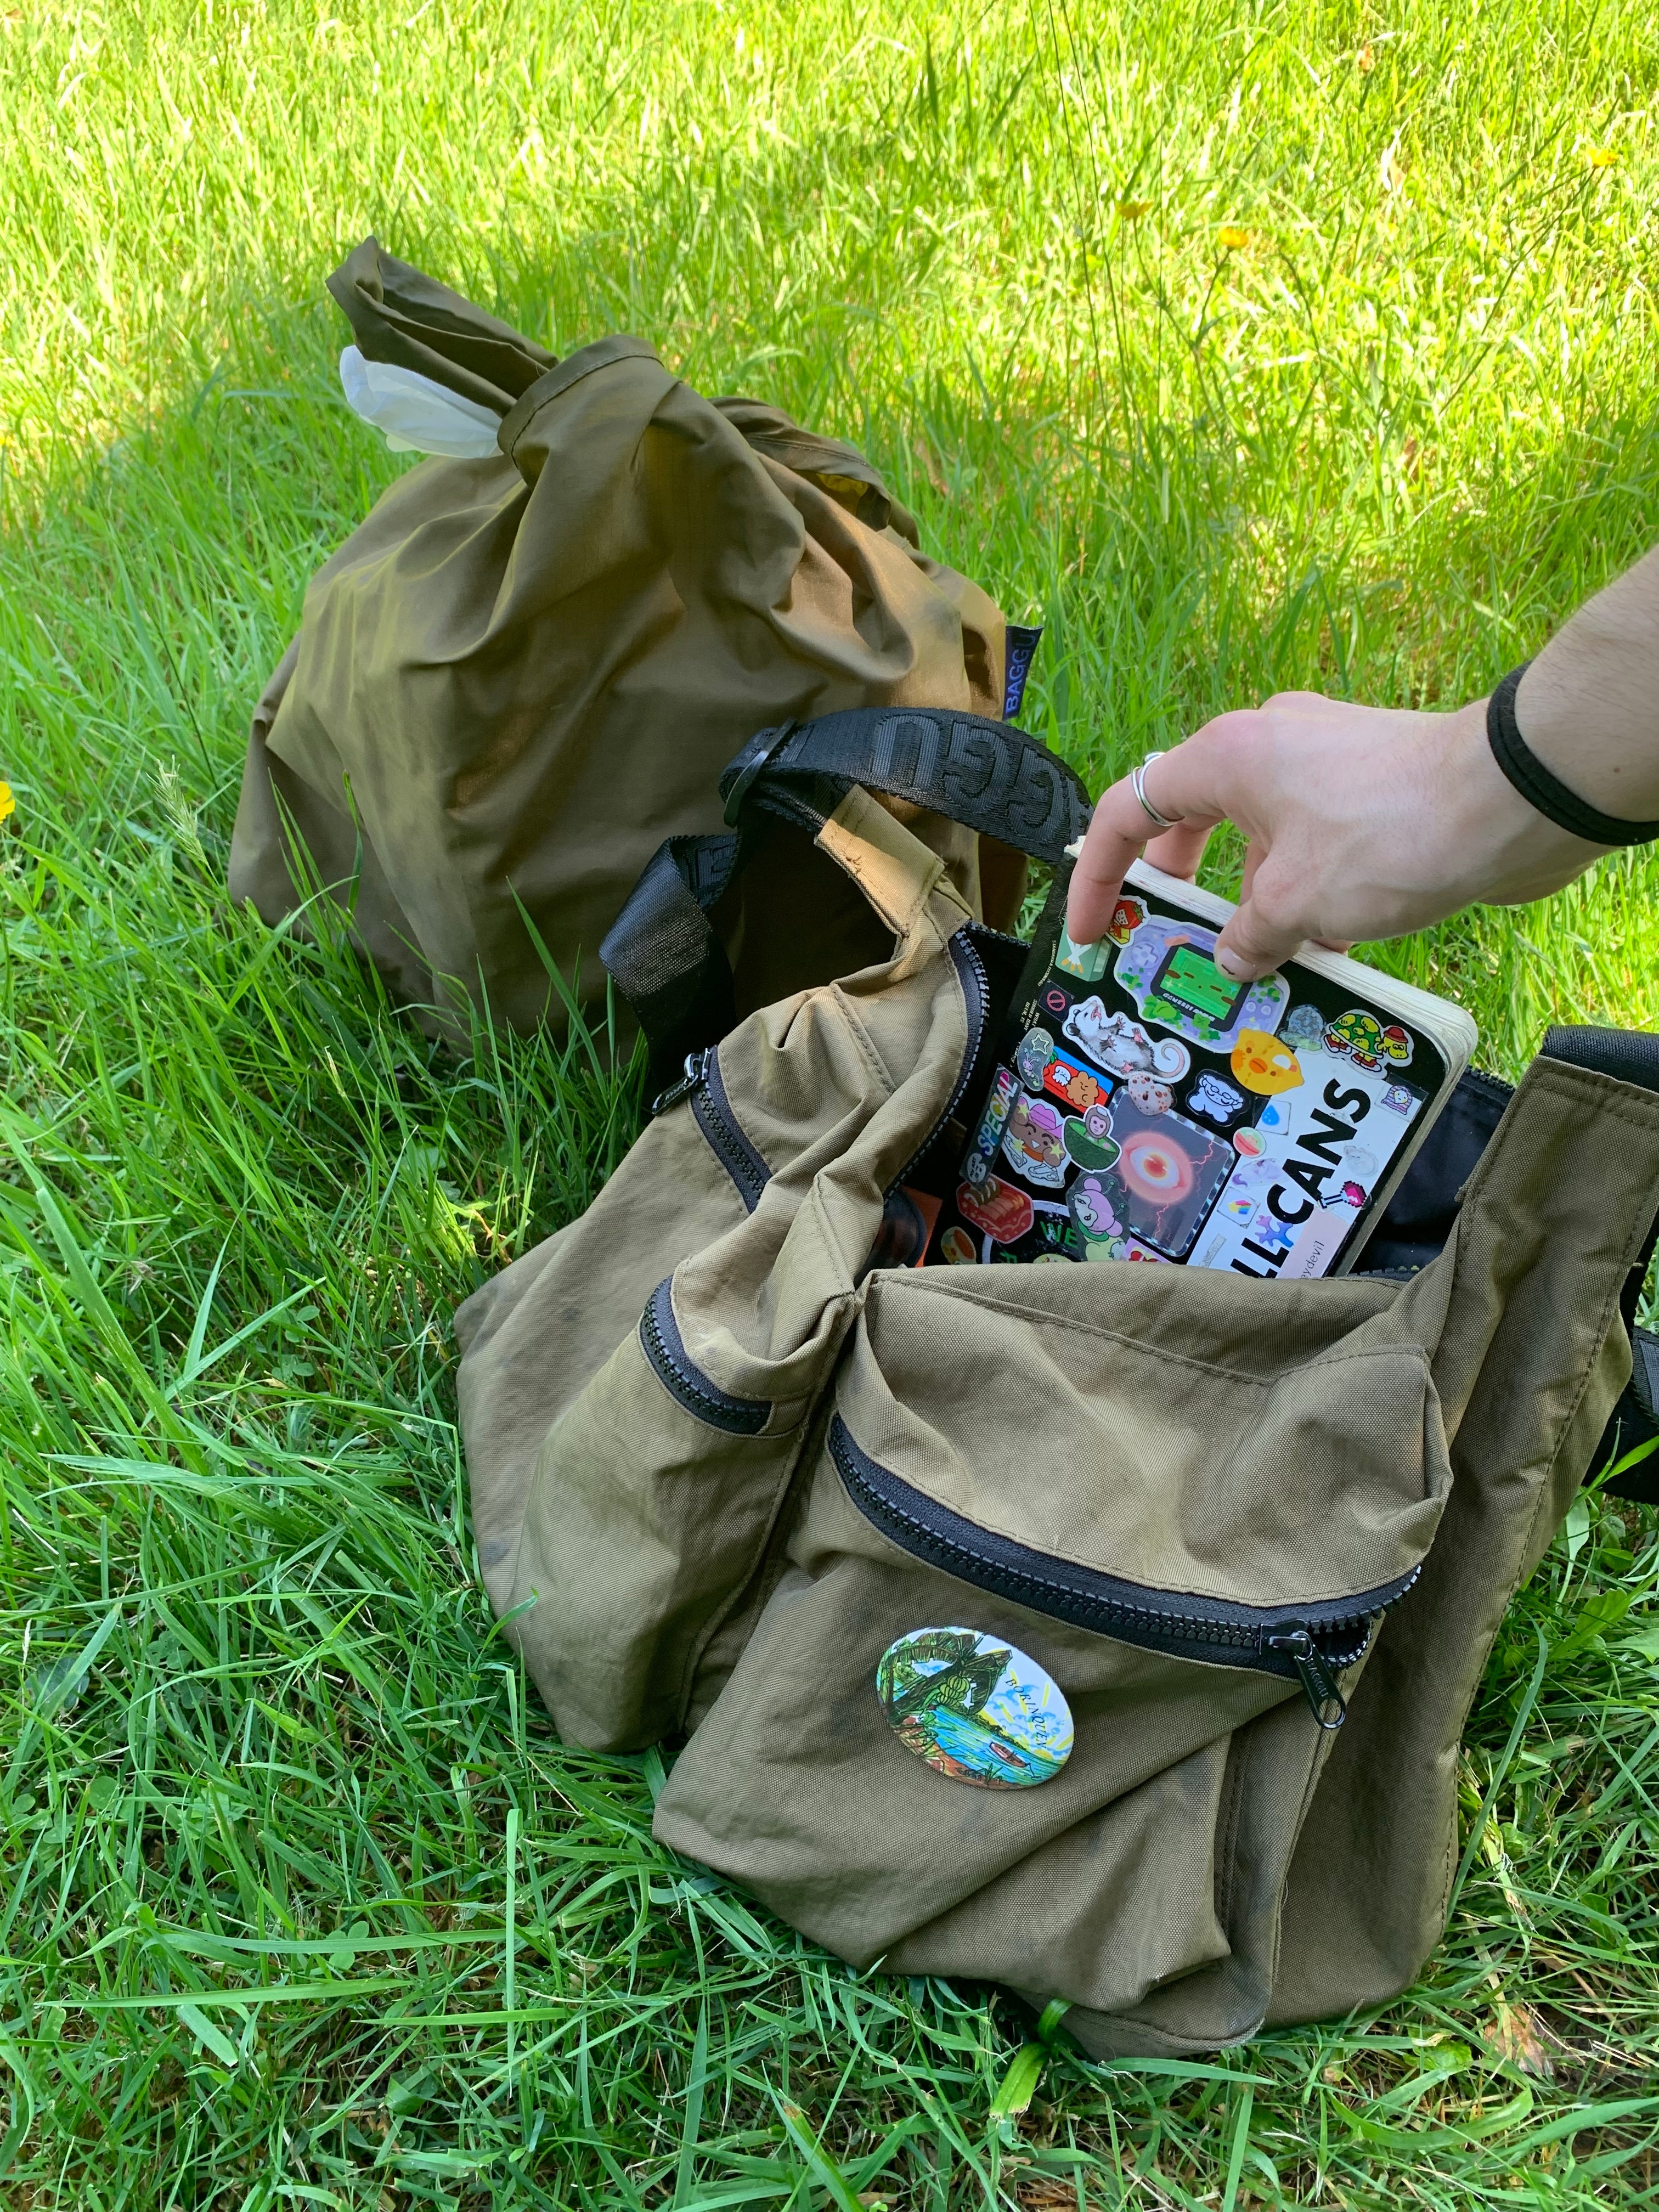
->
[876, 1627, 1074, 1788]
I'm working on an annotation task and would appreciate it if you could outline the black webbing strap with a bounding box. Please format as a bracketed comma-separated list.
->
[1488, 665, 1659, 848]
[600, 706, 1092, 1093]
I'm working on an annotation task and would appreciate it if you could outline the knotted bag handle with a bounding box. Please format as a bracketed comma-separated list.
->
[601, 706, 1092, 1094]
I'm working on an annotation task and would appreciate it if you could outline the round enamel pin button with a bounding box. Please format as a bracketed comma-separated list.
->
[876, 1627, 1074, 1788]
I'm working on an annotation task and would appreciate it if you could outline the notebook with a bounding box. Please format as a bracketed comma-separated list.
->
[919, 853, 1478, 1279]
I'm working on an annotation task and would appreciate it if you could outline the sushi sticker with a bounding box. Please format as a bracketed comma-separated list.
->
[956, 1176, 1034, 1244]
[877, 1627, 1073, 1788]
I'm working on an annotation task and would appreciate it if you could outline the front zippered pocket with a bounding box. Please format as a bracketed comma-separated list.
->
[652, 1046, 771, 1213]
[830, 1415, 1416, 1728]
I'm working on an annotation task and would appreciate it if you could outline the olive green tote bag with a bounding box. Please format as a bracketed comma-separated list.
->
[229, 240, 1025, 1041]
[455, 714, 1659, 2056]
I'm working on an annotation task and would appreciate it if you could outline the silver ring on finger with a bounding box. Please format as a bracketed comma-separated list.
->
[1131, 750, 1182, 833]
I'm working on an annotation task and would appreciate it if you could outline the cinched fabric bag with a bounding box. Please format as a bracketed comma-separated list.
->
[228, 239, 1024, 1040]
[455, 712, 1659, 2055]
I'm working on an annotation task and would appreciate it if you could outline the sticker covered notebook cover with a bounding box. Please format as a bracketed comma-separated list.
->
[925, 855, 1472, 1280]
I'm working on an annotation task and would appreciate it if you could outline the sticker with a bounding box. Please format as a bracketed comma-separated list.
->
[956, 1176, 1034, 1244]
[1063, 1117, 1120, 1172]
[1381, 1083, 1413, 1115]
[940, 1226, 977, 1265]
[1231, 1029, 1303, 1094]
[1053, 929, 1110, 984]
[1063, 999, 1191, 1082]
[1280, 1002, 1327, 1052]
[1232, 1126, 1265, 1157]
[1001, 1091, 1069, 1188]
[877, 1627, 1073, 1789]
[1014, 1027, 1054, 1091]
[1123, 1070, 1173, 1115]
[1044, 987, 1070, 1015]
[1321, 1179, 1367, 1210]
[1112, 916, 1288, 1050]
[965, 1066, 1019, 1181]
[1069, 1172, 1122, 1243]
[1324, 1010, 1413, 1071]
[1041, 1048, 1112, 1115]
[1105, 896, 1145, 945]
[1092, 1100, 1234, 1257]
[1188, 1070, 1248, 1125]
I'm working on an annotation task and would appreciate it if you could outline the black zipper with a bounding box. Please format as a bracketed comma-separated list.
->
[639, 1277, 771, 1435]
[884, 931, 991, 1199]
[831, 1415, 1418, 1729]
[652, 1047, 771, 1215]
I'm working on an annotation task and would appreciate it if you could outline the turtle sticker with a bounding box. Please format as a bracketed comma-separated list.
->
[1232, 1029, 1303, 1095]
[877, 1627, 1074, 1789]
[1324, 1009, 1414, 1071]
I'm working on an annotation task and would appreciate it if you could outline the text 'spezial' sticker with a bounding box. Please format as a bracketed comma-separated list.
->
[876, 1627, 1074, 1788]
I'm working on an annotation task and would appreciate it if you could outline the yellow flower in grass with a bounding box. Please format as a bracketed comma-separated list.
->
[0, 782, 14, 823]
[1588, 145, 1618, 168]
[1116, 200, 1152, 220]
[1217, 225, 1251, 250]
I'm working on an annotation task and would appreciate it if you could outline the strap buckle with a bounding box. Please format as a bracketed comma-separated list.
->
[721, 722, 798, 828]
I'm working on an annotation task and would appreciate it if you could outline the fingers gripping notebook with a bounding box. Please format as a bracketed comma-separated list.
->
[920, 853, 1477, 1278]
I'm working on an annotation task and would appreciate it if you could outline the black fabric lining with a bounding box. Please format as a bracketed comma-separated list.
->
[639, 1277, 771, 1435]
[1487, 664, 1659, 847]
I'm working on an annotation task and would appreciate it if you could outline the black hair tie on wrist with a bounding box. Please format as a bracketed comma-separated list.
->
[1487, 663, 1659, 846]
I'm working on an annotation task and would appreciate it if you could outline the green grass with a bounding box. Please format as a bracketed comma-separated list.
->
[3, 0, 1659, 2203]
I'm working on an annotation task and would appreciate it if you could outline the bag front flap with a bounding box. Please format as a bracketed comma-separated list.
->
[837, 1263, 1452, 1620]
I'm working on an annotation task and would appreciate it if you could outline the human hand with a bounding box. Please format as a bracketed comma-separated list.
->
[1066, 691, 1609, 979]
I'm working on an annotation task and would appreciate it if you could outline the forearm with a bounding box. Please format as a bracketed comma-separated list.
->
[1517, 540, 1659, 823]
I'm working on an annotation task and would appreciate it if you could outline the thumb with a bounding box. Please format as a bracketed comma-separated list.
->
[1212, 870, 1307, 982]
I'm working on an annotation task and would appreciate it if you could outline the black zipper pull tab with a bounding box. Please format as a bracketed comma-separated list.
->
[651, 1049, 710, 1118]
[1267, 1629, 1347, 1731]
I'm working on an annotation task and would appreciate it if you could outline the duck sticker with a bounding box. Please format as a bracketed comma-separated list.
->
[1325, 1009, 1414, 1071]
[1001, 1091, 1069, 1189]
[877, 1627, 1074, 1789]
[955, 1176, 1034, 1244]
[1232, 1029, 1303, 1095]
[1064, 1000, 1191, 1083]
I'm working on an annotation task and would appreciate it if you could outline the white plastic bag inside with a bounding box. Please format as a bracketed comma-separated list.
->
[338, 346, 503, 459]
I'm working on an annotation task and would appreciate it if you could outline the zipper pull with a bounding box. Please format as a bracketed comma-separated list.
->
[651, 1049, 710, 1118]
[1267, 1629, 1347, 1731]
